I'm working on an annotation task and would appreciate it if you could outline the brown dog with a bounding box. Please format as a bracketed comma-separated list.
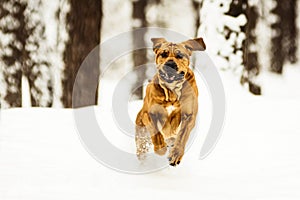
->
[135, 37, 206, 166]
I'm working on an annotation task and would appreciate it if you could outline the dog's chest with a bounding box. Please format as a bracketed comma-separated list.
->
[166, 105, 176, 115]
[158, 78, 183, 101]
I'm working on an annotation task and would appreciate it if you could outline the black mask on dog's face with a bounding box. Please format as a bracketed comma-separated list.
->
[151, 38, 206, 84]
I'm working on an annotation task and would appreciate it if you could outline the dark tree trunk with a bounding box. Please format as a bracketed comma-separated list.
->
[192, 0, 201, 38]
[270, 0, 298, 73]
[191, 0, 202, 70]
[132, 0, 148, 99]
[281, 0, 298, 64]
[242, 3, 261, 95]
[270, 0, 285, 74]
[62, 0, 102, 108]
[226, 0, 261, 95]
[0, 1, 27, 107]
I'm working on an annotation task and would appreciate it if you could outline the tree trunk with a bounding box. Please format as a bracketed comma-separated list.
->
[25, 1, 53, 107]
[270, 0, 284, 74]
[282, 0, 298, 64]
[226, 0, 261, 95]
[242, 2, 261, 95]
[270, 0, 298, 73]
[0, 0, 54, 107]
[192, 0, 201, 38]
[0, 1, 26, 107]
[192, 0, 202, 70]
[132, 0, 148, 99]
[62, 0, 102, 108]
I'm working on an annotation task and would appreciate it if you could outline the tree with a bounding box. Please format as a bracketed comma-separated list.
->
[0, 0, 53, 108]
[25, 0, 54, 106]
[62, 0, 102, 108]
[284, 0, 298, 64]
[199, 0, 246, 72]
[192, 0, 201, 38]
[50, 0, 70, 107]
[270, 0, 298, 73]
[226, 0, 261, 95]
[199, 0, 261, 95]
[0, 0, 26, 107]
[132, 0, 148, 99]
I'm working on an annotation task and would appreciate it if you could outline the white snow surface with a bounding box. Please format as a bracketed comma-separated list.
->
[0, 67, 300, 199]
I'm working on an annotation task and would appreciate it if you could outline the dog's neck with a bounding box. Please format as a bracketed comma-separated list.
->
[158, 78, 184, 101]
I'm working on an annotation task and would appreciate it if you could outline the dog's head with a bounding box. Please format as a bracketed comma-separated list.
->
[151, 37, 206, 84]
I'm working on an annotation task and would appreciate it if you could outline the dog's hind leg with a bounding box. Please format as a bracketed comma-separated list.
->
[135, 125, 151, 160]
[135, 110, 152, 160]
[135, 105, 168, 158]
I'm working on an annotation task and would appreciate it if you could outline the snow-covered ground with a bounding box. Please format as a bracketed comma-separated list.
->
[0, 66, 300, 199]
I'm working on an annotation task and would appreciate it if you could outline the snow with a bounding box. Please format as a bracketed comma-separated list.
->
[199, 0, 247, 73]
[21, 76, 31, 108]
[146, 0, 195, 37]
[1, 65, 300, 199]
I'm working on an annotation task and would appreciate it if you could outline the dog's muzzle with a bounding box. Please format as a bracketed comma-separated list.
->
[159, 60, 185, 83]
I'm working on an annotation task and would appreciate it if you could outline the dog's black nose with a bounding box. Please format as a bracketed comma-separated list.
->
[163, 60, 178, 71]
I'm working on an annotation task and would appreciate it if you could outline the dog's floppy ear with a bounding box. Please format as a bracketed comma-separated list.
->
[181, 37, 206, 55]
[151, 38, 167, 53]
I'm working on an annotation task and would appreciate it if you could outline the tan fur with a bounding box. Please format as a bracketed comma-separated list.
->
[135, 37, 206, 166]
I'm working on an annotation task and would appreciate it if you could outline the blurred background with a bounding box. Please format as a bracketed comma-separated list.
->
[0, 0, 299, 108]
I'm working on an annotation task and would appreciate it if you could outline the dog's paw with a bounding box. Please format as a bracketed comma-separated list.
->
[168, 146, 184, 166]
[135, 128, 152, 161]
[165, 137, 176, 148]
[136, 151, 147, 160]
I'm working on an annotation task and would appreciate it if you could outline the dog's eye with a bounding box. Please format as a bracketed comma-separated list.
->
[160, 52, 169, 58]
[175, 53, 184, 59]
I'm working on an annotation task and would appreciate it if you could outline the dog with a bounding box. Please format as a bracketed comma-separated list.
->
[135, 37, 206, 166]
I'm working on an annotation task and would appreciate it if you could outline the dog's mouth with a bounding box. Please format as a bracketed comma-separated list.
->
[159, 70, 185, 83]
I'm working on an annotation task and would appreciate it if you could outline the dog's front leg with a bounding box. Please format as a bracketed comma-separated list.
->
[147, 104, 168, 156]
[168, 101, 198, 166]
